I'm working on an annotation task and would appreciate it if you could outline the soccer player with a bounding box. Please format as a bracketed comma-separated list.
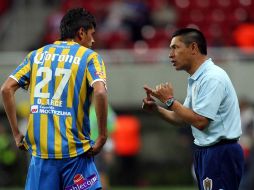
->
[142, 28, 244, 190]
[1, 8, 108, 190]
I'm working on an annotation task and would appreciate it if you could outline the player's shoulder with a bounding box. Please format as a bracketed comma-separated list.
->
[27, 44, 51, 56]
[84, 48, 102, 61]
[82, 46, 99, 56]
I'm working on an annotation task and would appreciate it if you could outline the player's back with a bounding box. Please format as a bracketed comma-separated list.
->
[12, 41, 104, 159]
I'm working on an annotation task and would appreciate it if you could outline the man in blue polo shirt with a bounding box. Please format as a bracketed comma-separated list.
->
[142, 28, 244, 190]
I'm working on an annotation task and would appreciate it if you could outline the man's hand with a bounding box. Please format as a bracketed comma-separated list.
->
[144, 83, 174, 103]
[86, 141, 105, 157]
[14, 133, 27, 151]
[142, 86, 158, 113]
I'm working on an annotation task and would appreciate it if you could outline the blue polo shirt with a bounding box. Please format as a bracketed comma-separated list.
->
[183, 58, 242, 146]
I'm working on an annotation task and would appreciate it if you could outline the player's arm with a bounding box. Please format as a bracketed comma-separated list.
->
[91, 81, 108, 155]
[0, 77, 26, 148]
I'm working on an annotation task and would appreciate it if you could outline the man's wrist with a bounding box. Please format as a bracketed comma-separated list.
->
[165, 97, 175, 108]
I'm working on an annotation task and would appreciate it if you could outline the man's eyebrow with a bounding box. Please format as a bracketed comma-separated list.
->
[170, 44, 176, 48]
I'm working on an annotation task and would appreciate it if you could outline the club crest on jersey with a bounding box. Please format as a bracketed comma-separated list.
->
[65, 174, 98, 190]
[203, 177, 213, 190]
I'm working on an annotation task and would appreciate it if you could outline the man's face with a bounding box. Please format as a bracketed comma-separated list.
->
[80, 27, 95, 48]
[169, 36, 192, 71]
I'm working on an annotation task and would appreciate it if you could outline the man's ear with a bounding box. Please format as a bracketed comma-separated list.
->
[191, 42, 199, 55]
[77, 27, 86, 40]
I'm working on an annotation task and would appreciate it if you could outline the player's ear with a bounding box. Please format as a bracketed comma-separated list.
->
[77, 27, 86, 40]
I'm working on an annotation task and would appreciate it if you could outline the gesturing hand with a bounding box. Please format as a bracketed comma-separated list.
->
[144, 83, 174, 103]
[142, 85, 157, 113]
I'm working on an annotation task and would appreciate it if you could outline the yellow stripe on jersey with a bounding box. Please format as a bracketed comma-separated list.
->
[86, 53, 106, 85]
[53, 48, 69, 158]
[74, 49, 92, 153]
[27, 114, 36, 156]
[93, 56, 106, 79]
[86, 52, 97, 84]
[30, 49, 42, 104]
[66, 47, 87, 108]
[11, 52, 32, 91]
[55, 48, 70, 96]
[54, 41, 62, 45]
[66, 116, 77, 157]
[41, 47, 56, 96]
[86, 68, 93, 85]
[40, 114, 48, 158]
[54, 115, 62, 158]
[66, 47, 87, 156]
[87, 52, 97, 63]
[37, 48, 55, 158]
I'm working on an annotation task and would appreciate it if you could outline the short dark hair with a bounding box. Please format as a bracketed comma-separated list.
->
[172, 28, 207, 55]
[60, 8, 96, 40]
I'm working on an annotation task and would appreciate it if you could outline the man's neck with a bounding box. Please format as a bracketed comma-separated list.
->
[189, 55, 208, 75]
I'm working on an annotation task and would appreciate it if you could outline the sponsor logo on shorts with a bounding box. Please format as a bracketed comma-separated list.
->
[203, 177, 213, 190]
[65, 174, 98, 190]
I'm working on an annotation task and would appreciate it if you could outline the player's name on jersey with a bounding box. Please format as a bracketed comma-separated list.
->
[34, 51, 81, 65]
[37, 98, 63, 107]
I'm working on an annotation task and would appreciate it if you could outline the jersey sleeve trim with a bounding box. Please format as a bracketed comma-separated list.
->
[9, 75, 19, 83]
[91, 79, 106, 87]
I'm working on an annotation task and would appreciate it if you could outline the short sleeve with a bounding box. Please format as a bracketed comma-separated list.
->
[86, 53, 106, 87]
[10, 53, 32, 90]
[193, 78, 225, 120]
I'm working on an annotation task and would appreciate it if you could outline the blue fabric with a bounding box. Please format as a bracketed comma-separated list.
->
[25, 154, 102, 190]
[11, 41, 107, 158]
[193, 142, 244, 190]
[183, 58, 242, 146]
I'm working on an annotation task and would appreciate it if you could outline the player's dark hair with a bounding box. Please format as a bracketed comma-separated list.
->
[172, 28, 207, 55]
[60, 8, 96, 40]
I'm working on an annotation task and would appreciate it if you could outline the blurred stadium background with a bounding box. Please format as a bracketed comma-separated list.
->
[0, 0, 254, 189]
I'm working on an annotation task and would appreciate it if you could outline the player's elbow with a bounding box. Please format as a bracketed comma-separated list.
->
[93, 81, 107, 95]
[94, 89, 107, 97]
[101, 134, 108, 142]
[98, 133, 108, 145]
[93, 89, 108, 104]
[1, 83, 11, 98]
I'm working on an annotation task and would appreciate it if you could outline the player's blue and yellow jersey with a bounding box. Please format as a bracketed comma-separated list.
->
[10, 41, 107, 159]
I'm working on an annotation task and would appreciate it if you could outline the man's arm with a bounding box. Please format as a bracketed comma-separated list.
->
[168, 100, 209, 130]
[143, 84, 209, 130]
[142, 93, 186, 127]
[1, 77, 25, 148]
[90, 81, 108, 155]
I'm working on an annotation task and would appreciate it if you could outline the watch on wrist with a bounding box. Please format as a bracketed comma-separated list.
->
[165, 97, 175, 108]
